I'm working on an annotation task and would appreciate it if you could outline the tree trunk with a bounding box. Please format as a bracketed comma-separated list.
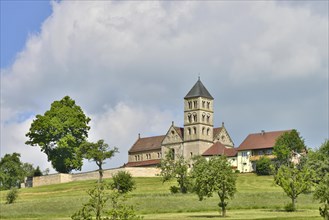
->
[222, 205, 226, 217]
[292, 197, 296, 211]
[98, 163, 103, 183]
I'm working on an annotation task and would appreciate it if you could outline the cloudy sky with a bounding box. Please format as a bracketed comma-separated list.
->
[1, 1, 328, 173]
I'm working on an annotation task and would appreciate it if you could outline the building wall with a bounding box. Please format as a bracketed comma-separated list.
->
[33, 173, 72, 187]
[237, 151, 253, 173]
[32, 167, 160, 187]
[128, 150, 162, 162]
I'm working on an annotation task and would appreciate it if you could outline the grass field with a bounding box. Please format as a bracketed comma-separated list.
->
[0, 173, 322, 219]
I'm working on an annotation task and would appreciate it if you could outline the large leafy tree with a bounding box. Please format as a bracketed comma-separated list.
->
[314, 173, 329, 220]
[0, 153, 24, 190]
[307, 140, 329, 184]
[158, 150, 190, 193]
[191, 156, 237, 217]
[273, 129, 306, 168]
[309, 140, 329, 219]
[274, 165, 313, 211]
[80, 139, 118, 182]
[26, 96, 90, 173]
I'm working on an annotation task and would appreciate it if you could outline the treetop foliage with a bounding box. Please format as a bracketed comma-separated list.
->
[273, 129, 306, 168]
[25, 96, 90, 173]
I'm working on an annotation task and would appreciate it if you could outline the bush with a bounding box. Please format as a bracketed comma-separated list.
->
[235, 170, 240, 173]
[111, 171, 135, 194]
[256, 156, 272, 175]
[6, 188, 19, 204]
[170, 186, 180, 194]
[284, 203, 296, 212]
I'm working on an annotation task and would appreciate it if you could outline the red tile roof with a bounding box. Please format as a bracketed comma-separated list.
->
[128, 135, 165, 153]
[238, 130, 291, 151]
[125, 159, 161, 167]
[202, 142, 237, 157]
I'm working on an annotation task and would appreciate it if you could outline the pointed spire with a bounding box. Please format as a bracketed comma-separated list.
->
[184, 78, 213, 99]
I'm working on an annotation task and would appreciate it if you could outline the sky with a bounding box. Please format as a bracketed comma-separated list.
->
[1, 1, 328, 174]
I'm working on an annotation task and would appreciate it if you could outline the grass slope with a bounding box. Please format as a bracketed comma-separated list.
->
[0, 173, 322, 219]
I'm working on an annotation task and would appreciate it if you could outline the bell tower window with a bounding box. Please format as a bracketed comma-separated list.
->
[188, 114, 192, 123]
[193, 113, 197, 122]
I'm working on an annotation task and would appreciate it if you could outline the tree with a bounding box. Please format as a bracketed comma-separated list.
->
[309, 140, 329, 219]
[314, 174, 329, 220]
[255, 156, 272, 175]
[274, 165, 313, 211]
[33, 166, 43, 177]
[80, 139, 118, 182]
[0, 153, 25, 190]
[273, 129, 306, 169]
[72, 181, 142, 220]
[191, 156, 237, 217]
[158, 150, 190, 193]
[26, 96, 90, 173]
[111, 171, 135, 194]
[307, 140, 329, 184]
[22, 163, 35, 178]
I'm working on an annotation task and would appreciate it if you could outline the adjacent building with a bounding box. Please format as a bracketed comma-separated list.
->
[237, 130, 290, 173]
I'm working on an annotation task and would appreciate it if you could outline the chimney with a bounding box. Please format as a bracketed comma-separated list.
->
[261, 130, 265, 135]
[172, 121, 174, 126]
[138, 133, 141, 139]
[222, 122, 225, 127]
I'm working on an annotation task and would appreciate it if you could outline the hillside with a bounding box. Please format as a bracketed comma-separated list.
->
[0, 174, 322, 220]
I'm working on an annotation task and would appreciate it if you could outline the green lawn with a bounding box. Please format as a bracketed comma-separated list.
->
[0, 173, 322, 219]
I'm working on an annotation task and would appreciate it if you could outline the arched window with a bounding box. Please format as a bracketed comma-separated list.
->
[207, 128, 210, 135]
[135, 155, 137, 161]
[170, 148, 175, 160]
[193, 101, 197, 108]
[188, 114, 192, 123]
[193, 113, 197, 122]
[202, 127, 205, 135]
[202, 113, 205, 122]
[207, 102, 210, 109]
[202, 101, 205, 108]
[188, 128, 191, 135]
[193, 127, 197, 134]
[207, 114, 210, 123]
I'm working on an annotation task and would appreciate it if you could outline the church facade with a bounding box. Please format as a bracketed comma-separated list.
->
[125, 78, 237, 169]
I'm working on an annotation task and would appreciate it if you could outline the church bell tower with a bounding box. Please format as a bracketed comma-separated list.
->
[183, 78, 214, 156]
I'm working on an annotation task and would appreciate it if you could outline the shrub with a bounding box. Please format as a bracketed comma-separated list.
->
[284, 203, 296, 212]
[256, 156, 272, 175]
[235, 170, 240, 173]
[6, 188, 18, 204]
[111, 171, 135, 194]
[170, 186, 179, 194]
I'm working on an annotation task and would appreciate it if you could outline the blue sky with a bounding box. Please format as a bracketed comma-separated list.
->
[0, 1, 328, 173]
[1, 1, 52, 68]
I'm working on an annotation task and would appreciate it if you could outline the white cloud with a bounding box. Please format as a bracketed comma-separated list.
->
[1, 1, 328, 171]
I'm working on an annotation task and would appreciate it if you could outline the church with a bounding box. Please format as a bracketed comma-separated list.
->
[125, 78, 237, 169]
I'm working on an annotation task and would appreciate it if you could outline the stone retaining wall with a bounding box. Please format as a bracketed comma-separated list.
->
[32, 167, 160, 187]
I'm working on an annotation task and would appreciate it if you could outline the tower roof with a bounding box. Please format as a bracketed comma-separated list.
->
[184, 78, 213, 99]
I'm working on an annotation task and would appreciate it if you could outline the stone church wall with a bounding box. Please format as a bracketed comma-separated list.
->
[32, 167, 160, 187]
